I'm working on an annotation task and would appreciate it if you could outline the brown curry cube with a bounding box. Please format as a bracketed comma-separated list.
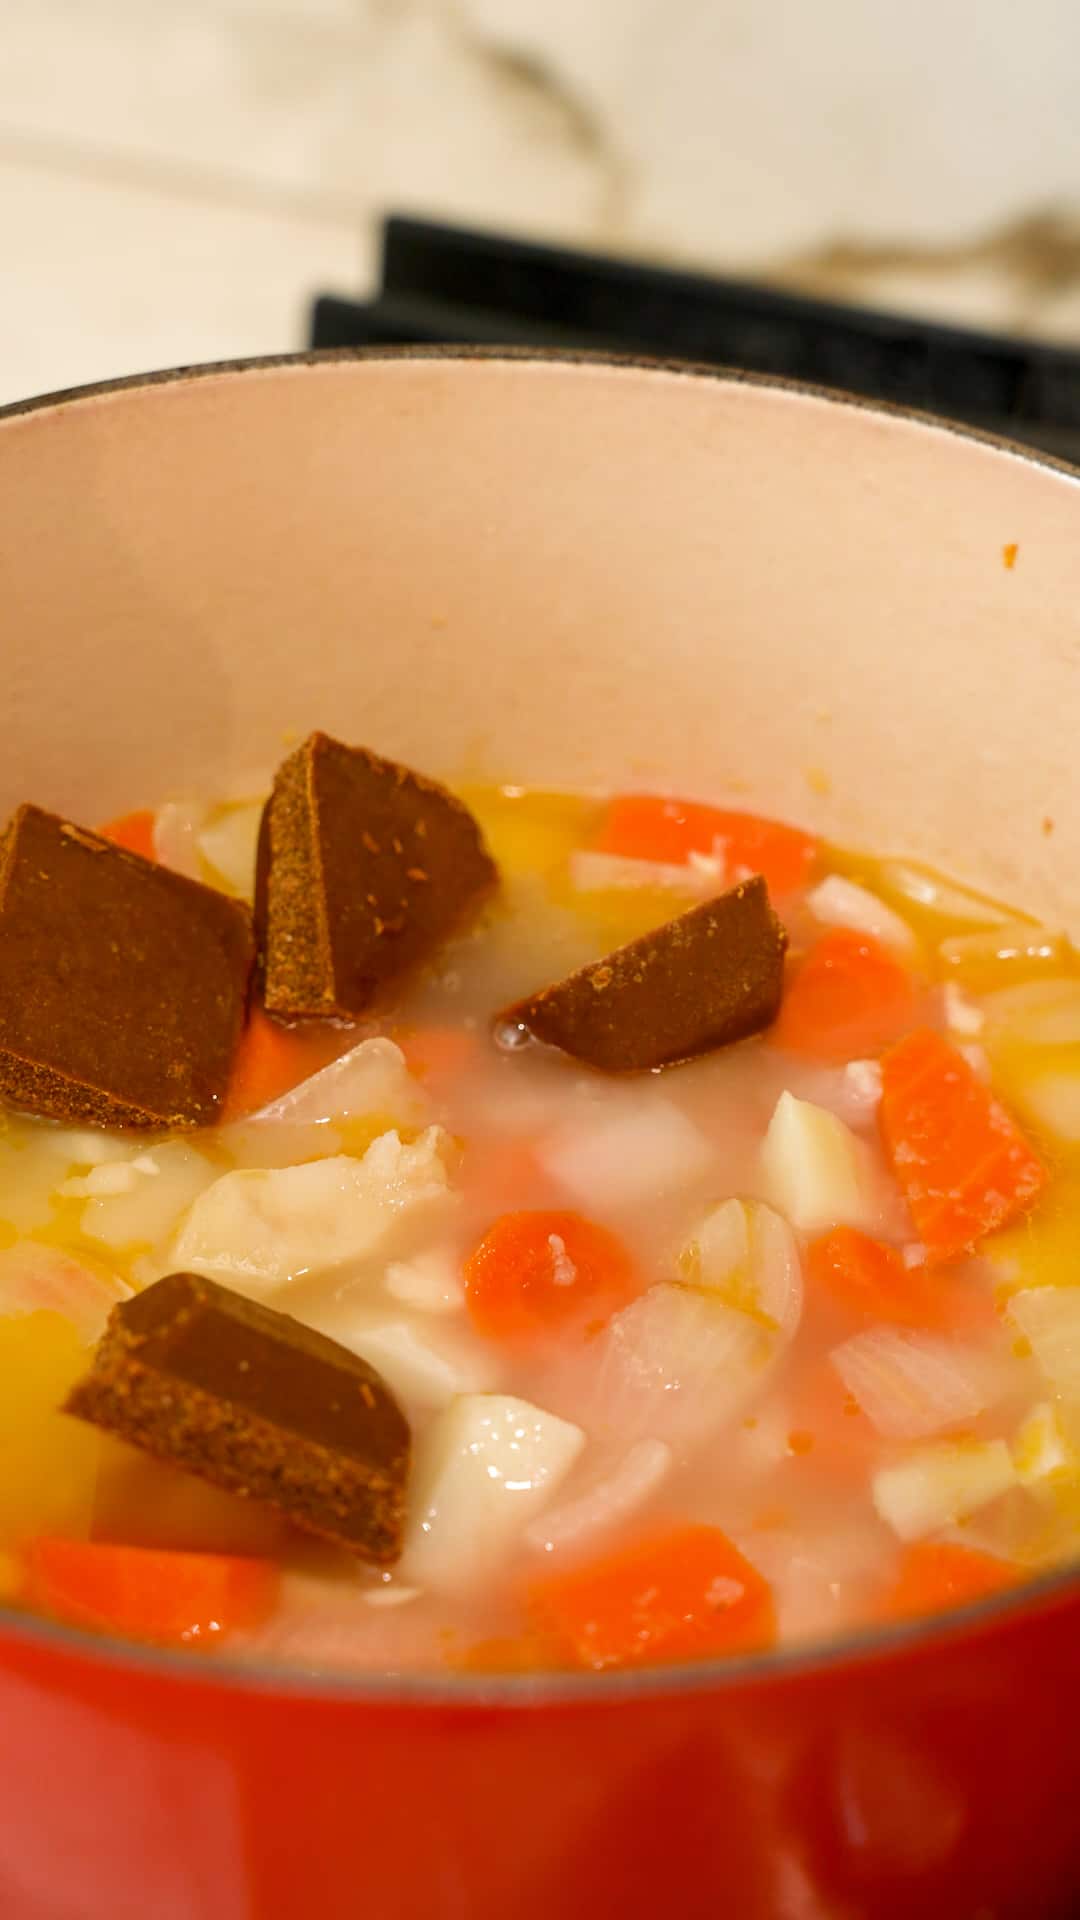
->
[66, 1271, 411, 1565]
[0, 805, 253, 1129]
[498, 874, 787, 1072]
[255, 731, 497, 1020]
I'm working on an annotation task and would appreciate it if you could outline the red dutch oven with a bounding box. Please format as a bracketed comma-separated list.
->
[2, 351, 1080, 1920]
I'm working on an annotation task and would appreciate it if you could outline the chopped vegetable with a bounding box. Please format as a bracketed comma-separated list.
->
[97, 809, 157, 859]
[678, 1197, 803, 1338]
[539, 1096, 713, 1213]
[76, 1140, 217, 1254]
[937, 924, 1068, 993]
[806, 876, 920, 963]
[406, 1395, 585, 1590]
[772, 928, 915, 1062]
[982, 978, 1080, 1049]
[872, 1439, 1017, 1541]
[568, 850, 720, 897]
[152, 798, 205, 878]
[300, 1306, 493, 1412]
[464, 1209, 635, 1340]
[1012, 1402, 1075, 1489]
[529, 1524, 776, 1668]
[878, 1029, 1047, 1263]
[22, 1538, 279, 1644]
[1006, 1288, 1080, 1398]
[383, 1246, 465, 1315]
[761, 1091, 872, 1233]
[829, 1326, 989, 1440]
[596, 796, 816, 897]
[0, 1241, 130, 1344]
[875, 860, 1016, 934]
[223, 1008, 352, 1122]
[591, 1283, 772, 1449]
[247, 1034, 426, 1134]
[197, 799, 263, 898]
[172, 1128, 452, 1294]
[524, 1440, 672, 1556]
[883, 1541, 1019, 1621]
[806, 1226, 991, 1333]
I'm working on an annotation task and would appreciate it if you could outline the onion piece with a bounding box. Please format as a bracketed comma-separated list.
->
[248, 1036, 427, 1131]
[806, 875, 920, 962]
[872, 1439, 1017, 1541]
[152, 799, 205, 878]
[1006, 1287, 1080, 1397]
[677, 1196, 802, 1338]
[937, 924, 1068, 993]
[539, 1097, 713, 1213]
[568, 850, 722, 896]
[404, 1395, 586, 1590]
[524, 1439, 672, 1555]
[589, 1282, 773, 1451]
[829, 1327, 989, 1440]
[197, 800, 264, 899]
[877, 861, 1016, 929]
[0, 1241, 130, 1344]
[761, 1091, 872, 1233]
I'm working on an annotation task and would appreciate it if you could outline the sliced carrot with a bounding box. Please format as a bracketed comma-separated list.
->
[882, 1541, 1020, 1623]
[529, 1524, 776, 1670]
[879, 1028, 1048, 1265]
[806, 1226, 996, 1335]
[463, 1209, 635, 1340]
[596, 795, 817, 898]
[772, 927, 916, 1061]
[22, 1538, 279, 1645]
[221, 1007, 349, 1122]
[395, 1025, 479, 1083]
[97, 809, 157, 860]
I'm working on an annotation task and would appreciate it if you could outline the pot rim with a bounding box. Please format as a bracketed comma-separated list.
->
[2, 342, 1077, 1709]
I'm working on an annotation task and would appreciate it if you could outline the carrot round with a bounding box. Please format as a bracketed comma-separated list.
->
[772, 927, 915, 1061]
[98, 809, 157, 860]
[883, 1541, 1019, 1624]
[879, 1028, 1047, 1264]
[530, 1524, 776, 1669]
[596, 795, 817, 898]
[222, 1007, 349, 1121]
[22, 1538, 279, 1645]
[463, 1209, 635, 1339]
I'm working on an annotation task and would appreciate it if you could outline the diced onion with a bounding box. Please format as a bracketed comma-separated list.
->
[806, 875, 920, 961]
[524, 1439, 672, 1555]
[829, 1327, 989, 1440]
[1007, 1287, 1080, 1398]
[540, 1097, 713, 1213]
[761, 1091, 871, 1233]
[152, 799, 205, 878]
[249, 1037, 427, 1131]
[877, 862, 1015, 929]
[197, 800, 264, 899]
[590, 1282, 773, 1450]
[872, 1439, 1017, 1541]
[569, 850, 722, 895]
[0, 1241, 130, 1344]
[678, 1196, 803, 1338]
[937, 924, 1067, 992]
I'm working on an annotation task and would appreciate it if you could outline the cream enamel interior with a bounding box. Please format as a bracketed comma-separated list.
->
[3, 353, 1080, 931]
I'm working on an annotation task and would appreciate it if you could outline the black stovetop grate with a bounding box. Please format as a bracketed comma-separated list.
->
[312, 216, 1080, 465]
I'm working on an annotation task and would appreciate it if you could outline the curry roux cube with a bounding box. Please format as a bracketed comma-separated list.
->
[498, 874, 788, 1071]
[0, 805, 253, 1129]
[65, 1272, 411, 1565]
[254, 732, 498, 1021]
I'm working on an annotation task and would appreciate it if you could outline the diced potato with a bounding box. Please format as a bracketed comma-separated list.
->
[298, 1306, 493, 1413]
[79, 1141, 218, 1252]
[760, 1092, 870, 1233]
[383, 1246, 465, 1314]
[172, 1129, 452, 1294]
[1013, 1402, 1076, 1489]
[405, 1395, 585, 1590]
[1006, 1287, 1080, 1398]
[0, 1312, 101, 1546]
[872, 1439, 1017, 1541]
[1009, 1070, 1080, 1144]
[540, 1097, 713, 1213]
[677, 1197, 802, 1337]
[983, 978, 1080, 1049]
